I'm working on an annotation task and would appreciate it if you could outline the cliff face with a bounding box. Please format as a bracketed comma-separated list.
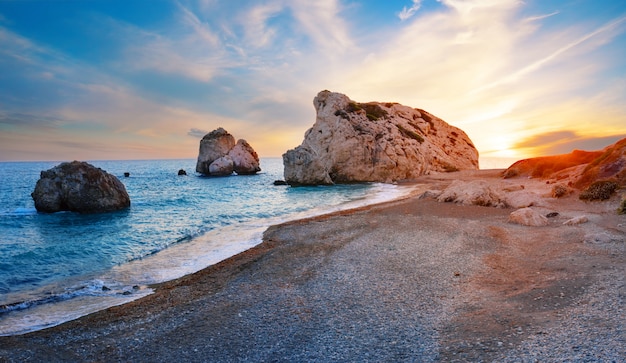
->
[283, 90, 479, 185]
[504, 137, 626, 189]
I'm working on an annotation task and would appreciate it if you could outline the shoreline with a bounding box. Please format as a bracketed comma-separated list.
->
[0, 180, 419, 337]
[1, 170, 624, 361]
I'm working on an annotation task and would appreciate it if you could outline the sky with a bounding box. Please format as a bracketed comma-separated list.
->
[0, 0, 625, 166]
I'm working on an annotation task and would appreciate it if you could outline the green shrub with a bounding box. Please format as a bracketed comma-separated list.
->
[579, 180, 618, 201]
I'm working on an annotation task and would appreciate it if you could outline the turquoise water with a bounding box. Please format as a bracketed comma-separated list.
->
[0, 158, 413, 335]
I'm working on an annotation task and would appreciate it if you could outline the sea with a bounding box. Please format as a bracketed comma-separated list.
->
[0, 158, 418, 336]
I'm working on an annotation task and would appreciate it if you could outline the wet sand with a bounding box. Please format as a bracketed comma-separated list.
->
[1, 170, 624, 362]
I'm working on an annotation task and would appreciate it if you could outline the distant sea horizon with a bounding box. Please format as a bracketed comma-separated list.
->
[0, 155, 519, 169]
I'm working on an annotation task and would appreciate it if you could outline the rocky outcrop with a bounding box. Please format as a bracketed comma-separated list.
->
[283, 90, 479, 185]
[504, 137, 626, 190]
[31, 161, 130, 213]
[436, 179, 540, 208]
[195, 128, 260, 176]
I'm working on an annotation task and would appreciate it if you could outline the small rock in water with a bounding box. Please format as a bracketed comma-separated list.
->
[178, 169, 187, 176]
[124, 172, 130, 177]
[273, 180, 288, 186]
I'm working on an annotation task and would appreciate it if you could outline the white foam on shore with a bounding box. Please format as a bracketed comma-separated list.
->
[0, 183, 418, 336]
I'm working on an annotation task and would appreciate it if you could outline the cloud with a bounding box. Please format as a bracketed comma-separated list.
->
[398, 0, 422, 21]
[514, 131, 625, 155]
[471, 14, 626, 95]
[187, 128, 209, 138]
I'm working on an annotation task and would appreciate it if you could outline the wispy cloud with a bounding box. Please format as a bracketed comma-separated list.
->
[471, 14, 626, 95]
[187, 128, 209, 138]
[514, 131, 625, 155]
[398, 0, 422, 21]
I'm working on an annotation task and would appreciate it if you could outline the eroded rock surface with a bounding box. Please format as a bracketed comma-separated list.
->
[283, 90, 479, 185]
[31, 161, 130, 213]
[196, 128, 260, 176]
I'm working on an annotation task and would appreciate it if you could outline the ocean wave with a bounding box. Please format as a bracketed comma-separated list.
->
[0, 279, 149, 315]
[1, 207, 38, 216]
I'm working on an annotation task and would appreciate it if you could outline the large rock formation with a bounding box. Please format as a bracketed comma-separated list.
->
[504, 137, 626, 190]
[31, 161, 130, 213]
[195, 128, 261, 176]
[283, 90, 479, 185]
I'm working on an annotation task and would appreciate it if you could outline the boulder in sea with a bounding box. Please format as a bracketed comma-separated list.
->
[209, 155, 235, 176]
[282, 90, 479, 185]
[228, 139, 261, 175]
[178, 169, 187, 176]
[31, 161, 130, 213]
[195, 128, 261, 176]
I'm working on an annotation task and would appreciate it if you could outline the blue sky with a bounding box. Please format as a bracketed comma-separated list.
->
[1, 0, 625, 164]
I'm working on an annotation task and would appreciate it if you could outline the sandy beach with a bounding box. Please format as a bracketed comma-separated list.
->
[0, 170, 624, 362]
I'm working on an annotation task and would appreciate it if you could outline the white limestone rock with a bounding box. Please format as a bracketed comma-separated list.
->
[228, 139, 261, 175]
[196, 128, 260, 176]
[438, 180, 506, 207]
[508, 208, 549, 227]
[209, 155, 234, 176]
[283, 90, 479, 185]
[563, 216, 589, 225]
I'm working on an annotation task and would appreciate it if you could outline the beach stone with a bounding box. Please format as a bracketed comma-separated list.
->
[31, 161, 130, 213]
[283, 90, 479, 185]
[208, 155, 234, 176]
[437, 180, 506, 207]
[228, 139, 261, 175]
[584, 232, 620, 244]
[508, 208, 549, 227]
[563, 216, 588, 226]
[503, 190, 540, 209]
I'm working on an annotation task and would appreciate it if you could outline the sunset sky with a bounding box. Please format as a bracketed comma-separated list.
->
[1, 0, 625, 167]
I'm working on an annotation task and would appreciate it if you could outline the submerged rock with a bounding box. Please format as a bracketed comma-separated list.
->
[31, 161, 130, 213]
[283, 90, 479, 185]
[195, 128, 260, 176]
